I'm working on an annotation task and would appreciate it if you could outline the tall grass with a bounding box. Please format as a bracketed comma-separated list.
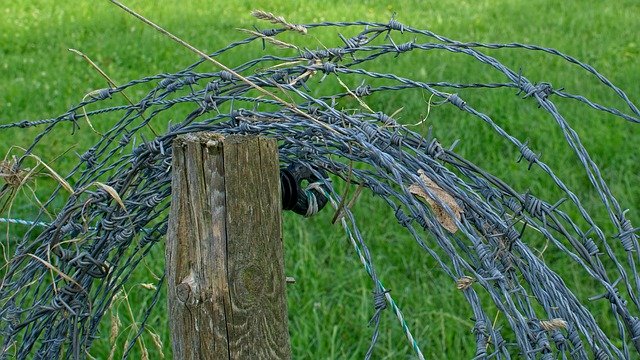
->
[1, 1, 638, 358]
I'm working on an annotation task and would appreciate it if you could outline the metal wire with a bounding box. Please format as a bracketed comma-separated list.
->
[0, 15, 638, 359]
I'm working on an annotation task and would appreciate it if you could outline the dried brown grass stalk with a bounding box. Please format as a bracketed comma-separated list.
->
[236, 28, 299, 49]
[28, 154, 74, 194]
[69, 48, 158, 136]
[147, 329, 164, 358]
[250, 10, 307, 34]
[121, 289, 150, 360]
[108, 0, 338, 135]
[27, 253, 82, 288]
[108, 311, 121, 360]
[336, 77, 374, 113]
[539, 318, 568, 331]
[93, 182, 127, 211]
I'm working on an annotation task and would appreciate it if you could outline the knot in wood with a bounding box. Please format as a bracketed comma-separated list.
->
[177, 272, 197, 304]
[176, 283, 192, 303]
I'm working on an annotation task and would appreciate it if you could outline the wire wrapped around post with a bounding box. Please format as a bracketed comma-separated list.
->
[280, 162, 329, 217]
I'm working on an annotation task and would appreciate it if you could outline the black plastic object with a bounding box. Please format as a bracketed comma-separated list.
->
[280, 163, 328, 216]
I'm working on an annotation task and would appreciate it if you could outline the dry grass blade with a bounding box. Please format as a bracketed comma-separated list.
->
[26, 253, 81, 288]
[80, 92, 104, 135]
[236, 28, 299, 49]
[332, 182, 364, 224]
[409, 92, 436, 127]
[409, 169, 463, 233]
[108, 0, 339, 136]
[26, 154, 74, 194]
[336, 77, 374, 113]
[120, 288, 149, 360]
[94, 182, 127, 211]
[331, 147, 354, 224]
[69, 48, 158, 136]
[290, 69, 316, 86]
[251, 10, 307, 34]
[266, 60, 305, 70]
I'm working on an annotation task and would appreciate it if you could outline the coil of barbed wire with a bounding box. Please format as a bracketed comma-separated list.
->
[0, 10, 639, 360]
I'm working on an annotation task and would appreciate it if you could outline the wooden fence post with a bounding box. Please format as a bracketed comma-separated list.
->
[166, 132, 291, 359]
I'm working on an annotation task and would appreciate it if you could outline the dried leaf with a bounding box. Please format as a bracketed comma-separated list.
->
[409, 169, 462, 233]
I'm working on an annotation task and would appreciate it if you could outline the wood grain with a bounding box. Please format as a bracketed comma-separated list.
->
[166, 133, 290, 359]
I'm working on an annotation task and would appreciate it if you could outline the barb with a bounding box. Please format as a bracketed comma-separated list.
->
[107, 0, 338, 134]
[69, 48, 159, 136]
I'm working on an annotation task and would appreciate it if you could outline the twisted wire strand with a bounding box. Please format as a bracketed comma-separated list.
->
[0, 16, 638, 359]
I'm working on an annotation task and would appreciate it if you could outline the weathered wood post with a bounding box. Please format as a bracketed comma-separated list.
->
[166, 133, 291, 359]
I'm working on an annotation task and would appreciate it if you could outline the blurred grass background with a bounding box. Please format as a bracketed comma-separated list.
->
[1, 0, 639, 358]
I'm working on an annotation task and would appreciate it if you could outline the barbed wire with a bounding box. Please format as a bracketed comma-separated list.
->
[0, 14, 638, 359]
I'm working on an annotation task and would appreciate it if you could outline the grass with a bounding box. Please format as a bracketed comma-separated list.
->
[1, 0, 639, 358]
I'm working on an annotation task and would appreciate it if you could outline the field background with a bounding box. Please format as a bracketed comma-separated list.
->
[1, 0, 639, 358]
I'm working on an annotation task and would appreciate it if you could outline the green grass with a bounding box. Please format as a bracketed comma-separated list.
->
[1, 0, 639, 358]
